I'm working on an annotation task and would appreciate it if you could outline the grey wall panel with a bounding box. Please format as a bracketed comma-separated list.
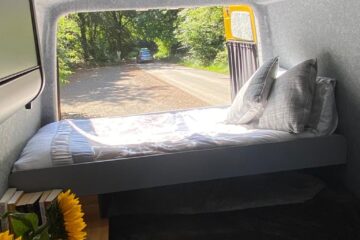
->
[265, 0, 360, 196]
[0, 70, 42, 123]
[0, 98, 41, 195]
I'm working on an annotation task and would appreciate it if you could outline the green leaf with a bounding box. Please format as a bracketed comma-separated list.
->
[10, 212, 39, 238]
[46, 203, 67, 239]
[12, 212, 39, 229]
[11, 218, 31, 239]
[32, 226, 50, 240]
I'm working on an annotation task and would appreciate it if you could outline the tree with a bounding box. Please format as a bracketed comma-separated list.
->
[175, 7, 225, 65]
[56, 7, 227, 84]
[57, 15, 83, 84]
[131, 9, 179, 57]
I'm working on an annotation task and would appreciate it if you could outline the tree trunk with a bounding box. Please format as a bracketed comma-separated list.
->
[77, 13, 90, 62]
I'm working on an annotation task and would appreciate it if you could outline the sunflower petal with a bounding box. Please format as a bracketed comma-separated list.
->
[57, 190, 87, 240]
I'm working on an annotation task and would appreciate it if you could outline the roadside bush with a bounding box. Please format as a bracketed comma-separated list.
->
[154, 38, 171, 59]
[213, 49, 228, 66]
[57, 15, 83, 84]
[175, 7, 225, 65]
[180, 50, 229, 75]
[57, 58, 72, 85]
[128, 50, 139, 59]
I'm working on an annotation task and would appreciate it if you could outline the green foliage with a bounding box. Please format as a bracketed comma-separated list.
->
[56, 7, 228, 84]
[131, 10, 178, 43]
[46, 201, 67, 239]
[57, 15, 83, 84]
[131, 9, 179, 56]
[11, 212, 38, 237]
[154, 38, 171, 59]
[181, 59, 229, 74]
[213, 49, 228, 66]
[128, 50, 139, 59]
[57, 10, 179, 80]
[1, 202, 67, 240]
[6, 212, 49, 240]
[76, 11, 138, 62]
[175, 7, 225, 65]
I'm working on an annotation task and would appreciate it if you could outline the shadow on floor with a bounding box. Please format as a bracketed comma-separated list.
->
[109, 188, 360, 240]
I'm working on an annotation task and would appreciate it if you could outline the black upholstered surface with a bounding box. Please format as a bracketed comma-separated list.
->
[109, 187, 360, 240]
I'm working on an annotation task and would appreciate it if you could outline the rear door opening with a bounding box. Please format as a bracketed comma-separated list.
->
[57, 6, 258, 119]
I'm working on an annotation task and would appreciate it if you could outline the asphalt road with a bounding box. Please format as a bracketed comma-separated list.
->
[138, 62, 231, 106]
[61, 63, 231, 119]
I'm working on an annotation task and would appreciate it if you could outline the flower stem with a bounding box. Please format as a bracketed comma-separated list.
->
[31, 222, 49, 238]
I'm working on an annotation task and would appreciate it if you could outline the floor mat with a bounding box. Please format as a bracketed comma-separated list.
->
[109, 189, 360, 240]
[101, 172, 325, 216]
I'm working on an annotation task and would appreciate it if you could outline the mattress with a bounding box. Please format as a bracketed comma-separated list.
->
[14, 107, 315, 171]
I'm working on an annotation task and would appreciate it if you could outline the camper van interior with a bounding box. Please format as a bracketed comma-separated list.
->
[1, 0, 360, 239]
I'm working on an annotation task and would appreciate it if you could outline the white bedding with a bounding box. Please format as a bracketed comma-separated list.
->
[13, 107, 315, 171]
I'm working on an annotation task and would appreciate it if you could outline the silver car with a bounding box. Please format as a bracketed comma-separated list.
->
[136, 48, 154, 63]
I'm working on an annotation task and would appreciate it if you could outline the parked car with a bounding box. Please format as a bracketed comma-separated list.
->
[136, 48, 154, 63]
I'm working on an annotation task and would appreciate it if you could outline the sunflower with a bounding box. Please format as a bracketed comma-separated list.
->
[57, 190, 87, 240]
[0, 231, 21, 240]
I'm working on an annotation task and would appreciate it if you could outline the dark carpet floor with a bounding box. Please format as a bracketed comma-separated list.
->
[109, 189, 360, 240]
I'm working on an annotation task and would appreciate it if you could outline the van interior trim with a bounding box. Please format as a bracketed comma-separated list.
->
[0, 66, 40, 85]
[0, 69, 42, 123]
[0, 0, 44, 124]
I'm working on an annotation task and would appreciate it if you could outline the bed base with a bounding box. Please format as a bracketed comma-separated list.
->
[9, 135, 346, 196]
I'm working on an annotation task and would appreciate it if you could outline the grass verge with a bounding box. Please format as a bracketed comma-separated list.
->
[180, 61, 229, 75]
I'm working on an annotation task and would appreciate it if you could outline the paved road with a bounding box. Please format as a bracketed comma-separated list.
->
[61, 64, 208, 119]
[138, 63, 231, 106]
[61, 63, 231, 119]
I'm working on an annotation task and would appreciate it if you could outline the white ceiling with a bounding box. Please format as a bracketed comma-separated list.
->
[35, 0, 286, 15]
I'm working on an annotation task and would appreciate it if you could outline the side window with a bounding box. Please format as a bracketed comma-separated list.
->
[223, 5, 257, 43]
[0, 0, 43, 123]
[0, 0, 39, 80]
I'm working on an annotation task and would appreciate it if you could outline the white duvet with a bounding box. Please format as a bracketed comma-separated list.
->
[13, 107, 314, 171]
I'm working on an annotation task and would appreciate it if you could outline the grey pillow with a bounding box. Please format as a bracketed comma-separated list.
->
[226, 57, 279, 124]
[258, 59, 317, 133]
[307, 77, 338, 136]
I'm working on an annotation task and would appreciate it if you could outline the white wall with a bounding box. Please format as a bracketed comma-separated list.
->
[0, 98, 42, 195]
[266, 0, 360, 196]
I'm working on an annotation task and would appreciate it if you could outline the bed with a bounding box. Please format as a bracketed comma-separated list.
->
[10, 59, 347, 195]
[9, 107, 346, 195]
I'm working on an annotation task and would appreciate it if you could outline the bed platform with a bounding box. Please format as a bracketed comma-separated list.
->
[9, 134, 346, 196]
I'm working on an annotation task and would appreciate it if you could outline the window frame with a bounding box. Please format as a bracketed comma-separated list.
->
[0, 0, 43, 85]
[223, 5, 257, 43]
[0, 0, 44, 122]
